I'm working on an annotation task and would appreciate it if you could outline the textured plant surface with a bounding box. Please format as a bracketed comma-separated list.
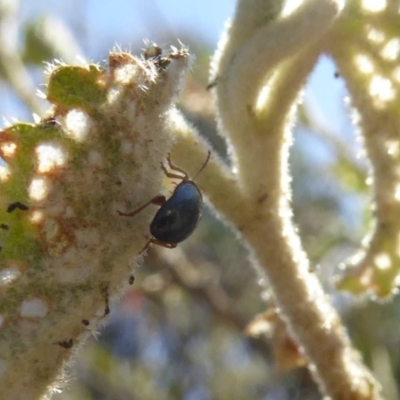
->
[2, 0, 400, 399]
[0, 47, 190, 399]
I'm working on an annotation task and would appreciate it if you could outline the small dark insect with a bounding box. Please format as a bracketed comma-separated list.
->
[144, 45, 162, 60]
[81, 319, 90, 326]
[143, 44, 171, 71]
[57, 339, 73, 349]
[7, 201, 28, 213]
[119, 151, 210, 253]
[206, 77, 218, 90]
[102, 286, 110, 316]
[128, 274, 135, 285]
[0, 224, 9, 230]
[41, 116, 59, 127]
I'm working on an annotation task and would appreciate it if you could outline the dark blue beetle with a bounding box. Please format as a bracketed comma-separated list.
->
[119, 152, 210, 253]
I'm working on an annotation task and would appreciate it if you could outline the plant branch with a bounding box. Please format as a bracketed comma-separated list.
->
[330, 20, 400, 297]
[168, 0, 383, 398]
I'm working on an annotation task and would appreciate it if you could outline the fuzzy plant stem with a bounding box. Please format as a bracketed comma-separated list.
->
[212, 1, 381, 397]
[330, 28, 400, 298]
[0, 47, 190, 400]
[170, 0, 382, 399]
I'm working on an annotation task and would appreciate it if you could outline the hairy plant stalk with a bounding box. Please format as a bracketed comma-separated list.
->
[330, 14, 400, 298]
[171, 70, 381, 400]
[0, 48, 190, 400]
[170, 0, 383, 398]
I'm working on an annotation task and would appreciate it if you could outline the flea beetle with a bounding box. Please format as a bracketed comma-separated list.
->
[119, 152, 210, 253]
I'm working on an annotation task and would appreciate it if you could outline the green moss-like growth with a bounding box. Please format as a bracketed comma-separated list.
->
[47, 64, 107, 111]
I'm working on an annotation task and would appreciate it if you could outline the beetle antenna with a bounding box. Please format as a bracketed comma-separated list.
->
[192, 151, 211, 181]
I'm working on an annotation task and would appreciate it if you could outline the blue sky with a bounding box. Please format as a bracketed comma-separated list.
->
[19, 0, 236, 54]
[1, 1, 235, 120]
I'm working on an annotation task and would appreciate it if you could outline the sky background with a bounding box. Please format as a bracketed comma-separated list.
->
[7, 0, 350, 137]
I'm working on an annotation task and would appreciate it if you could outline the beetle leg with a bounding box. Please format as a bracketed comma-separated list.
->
[139, 239, 152, 254]
[160, 161, 186, 181]
[164, 153, 189, 180]
[138, 238, 177, 254]
[150, 195, 167, 207]
[162, 151, 211, 182]
[149, 239, 177, 249]
[118, 195, 166, 217]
